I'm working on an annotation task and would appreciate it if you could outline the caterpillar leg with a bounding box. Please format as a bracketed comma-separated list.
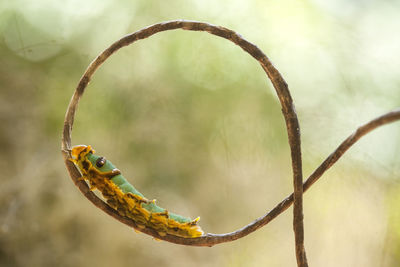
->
[136, 223, 146, 229]
[157, 232, 167, 237]
[89, 181, 97, 191]
[75, 174, 95, 190]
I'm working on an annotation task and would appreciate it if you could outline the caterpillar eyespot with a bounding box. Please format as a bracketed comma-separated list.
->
[71, 145, 204, 238]
[96, 157, 106, 168]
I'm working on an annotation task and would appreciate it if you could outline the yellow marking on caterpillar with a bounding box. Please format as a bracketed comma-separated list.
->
[71, 145, 204, 238]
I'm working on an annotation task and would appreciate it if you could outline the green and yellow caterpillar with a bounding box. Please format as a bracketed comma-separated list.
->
[71, 145, 204, 238]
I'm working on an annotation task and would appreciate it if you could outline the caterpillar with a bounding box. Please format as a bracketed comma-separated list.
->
[70, 145, 204, 238]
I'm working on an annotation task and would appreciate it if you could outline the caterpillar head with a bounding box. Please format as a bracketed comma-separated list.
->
[71, 145, 95, 163]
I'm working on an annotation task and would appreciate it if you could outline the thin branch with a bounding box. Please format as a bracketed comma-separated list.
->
[62, 20, 305, 250]
[63, 99, 400, 247]
[303, 109, 400, 191]
[61, 20, 399, 261]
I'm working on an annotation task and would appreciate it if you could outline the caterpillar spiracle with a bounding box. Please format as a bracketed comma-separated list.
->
[71, 145, 204, 238]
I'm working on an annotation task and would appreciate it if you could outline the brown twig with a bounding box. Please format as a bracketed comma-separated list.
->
[64, 107, 400, 248]
[61, 20, 399, 263]
[61, 20, 307, 262]
[303, 109, 400, 191]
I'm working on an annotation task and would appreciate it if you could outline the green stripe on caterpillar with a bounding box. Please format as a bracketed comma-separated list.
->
[70, 145, 204, 238]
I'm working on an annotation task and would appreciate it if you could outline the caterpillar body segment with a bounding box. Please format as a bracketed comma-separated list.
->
[70, 145, 204, 238]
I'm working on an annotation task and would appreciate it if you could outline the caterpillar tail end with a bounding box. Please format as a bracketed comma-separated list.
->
[189, 225, 204, 238]
[188, 217, 204, 237]
[189, 217, 200, 225]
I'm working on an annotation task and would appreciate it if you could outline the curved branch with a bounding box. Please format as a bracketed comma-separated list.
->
[61, 19, 400, 253]
[61, 20, 307, 261]
[303, 108, 400, 191]
[63, 101, 400, 247]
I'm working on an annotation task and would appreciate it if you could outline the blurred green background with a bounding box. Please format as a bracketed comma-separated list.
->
[1, 0, 399, 266]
